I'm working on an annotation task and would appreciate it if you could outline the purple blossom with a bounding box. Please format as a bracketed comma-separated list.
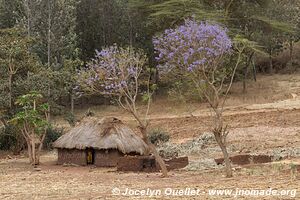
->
[153, 19, 232, 73]
[77, 45, 146, 96]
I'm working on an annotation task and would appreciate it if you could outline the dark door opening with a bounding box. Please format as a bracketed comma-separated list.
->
[86, 148, 95, 165]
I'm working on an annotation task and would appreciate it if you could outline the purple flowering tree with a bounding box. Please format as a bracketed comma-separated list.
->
[78, 45, 168, 177]
[154, 19, 246, 177]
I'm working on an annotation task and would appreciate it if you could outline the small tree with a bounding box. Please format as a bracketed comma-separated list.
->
[154, 19, 247, 177]
[10, 92, 49, 165]
[78, 45, 168, 177]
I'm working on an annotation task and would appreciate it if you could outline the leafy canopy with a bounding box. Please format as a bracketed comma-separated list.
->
[10, 92, 49, 135]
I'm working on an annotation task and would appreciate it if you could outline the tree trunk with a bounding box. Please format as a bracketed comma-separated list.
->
[46, 0, 52, 122]
[269, 49, 273, 74]
[47, 0, 51, 68]
[289, 40, 293, 62]
[35, 132, 47, 165]
[139, 126, 168, 177]
[252, 58, 257, 82]
[35, 148, 40, 165]
[47, 86, 51, 122]
[70, 92, 74, 114]
[8, 73, 12, 109]
[243, 53, 254, 93]
[242, 65, 248, 93]
[27, 140, 33, 164]
[128, 14, 133, 46]
[24, 132, 45, 166]
[31, 136, 36, 165]
[149, 143, 168, 176]
[25, 0, 31, 37]
[21, 129, 33, 164]
[213, 111, 233, 178]
[217, 136, 232, 177]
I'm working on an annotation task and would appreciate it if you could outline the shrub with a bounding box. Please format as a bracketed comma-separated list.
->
[0, 125, 25, 153]
[167, 80, 204, 103]
[148, 129, 170, 145]
[43, 127, 64, 149]
[64, 112, 76, 127]
[85, 108, 95, 117]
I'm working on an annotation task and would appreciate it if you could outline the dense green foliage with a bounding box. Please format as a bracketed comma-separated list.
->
[0, 124, 24, 152]
[0, 28, 38, 111]
[43, 127, 63, 150]
[10, 92, 50, 164]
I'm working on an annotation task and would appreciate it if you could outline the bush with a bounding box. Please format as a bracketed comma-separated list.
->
[167, 80, 204, 103]
[43, 127, 64, 149]
[64, 112, 76, 127]
[148, 128, 170, 145]
[85, 108, 95, 117]
[0, 125, 25, 153]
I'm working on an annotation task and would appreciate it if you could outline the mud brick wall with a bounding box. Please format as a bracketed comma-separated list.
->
[117, 156, 157, 172]
[117, 156, 188, 172]
[165, 157, 189, 170]
[215, 154, 273, 165]
[251, 155, 273, 163]
[94, 149, 123, 167]
[57, 149, 86, 166]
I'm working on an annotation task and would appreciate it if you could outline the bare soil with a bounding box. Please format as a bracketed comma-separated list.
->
[0, 74, 300, 199]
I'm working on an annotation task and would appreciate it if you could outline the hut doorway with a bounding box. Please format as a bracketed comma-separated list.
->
[86, 148, 95, 165]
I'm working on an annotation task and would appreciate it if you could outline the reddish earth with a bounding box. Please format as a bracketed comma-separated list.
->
[0, 74, 300, 199]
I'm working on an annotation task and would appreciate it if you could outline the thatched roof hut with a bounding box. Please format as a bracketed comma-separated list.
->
[53, 117, 148, 166]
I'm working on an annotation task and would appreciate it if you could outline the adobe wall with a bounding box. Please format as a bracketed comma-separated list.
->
[117, 156, 189, 172]
[117, 156, 157, 172]
[94, 149, 124, 167]
[57, 148, 87, 166]
[214, 154, 273, 165]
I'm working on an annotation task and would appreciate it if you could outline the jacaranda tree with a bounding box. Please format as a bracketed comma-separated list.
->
[77, 45, 168, 177]
[154, 19, 245, 177]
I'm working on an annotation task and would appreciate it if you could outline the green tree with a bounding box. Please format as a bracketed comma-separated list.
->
[266, 0, 300, 62]
[0, 0, 24, 28]
[10, 92, 49, 165]
[0, 28, 38, 112]
[19, 0, 80, 118]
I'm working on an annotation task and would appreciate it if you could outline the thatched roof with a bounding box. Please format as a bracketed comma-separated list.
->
[53, 117, 148, 155]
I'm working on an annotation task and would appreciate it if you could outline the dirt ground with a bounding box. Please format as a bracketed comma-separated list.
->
[0, 74, 300, 199]
[0, 155, 299, 200]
